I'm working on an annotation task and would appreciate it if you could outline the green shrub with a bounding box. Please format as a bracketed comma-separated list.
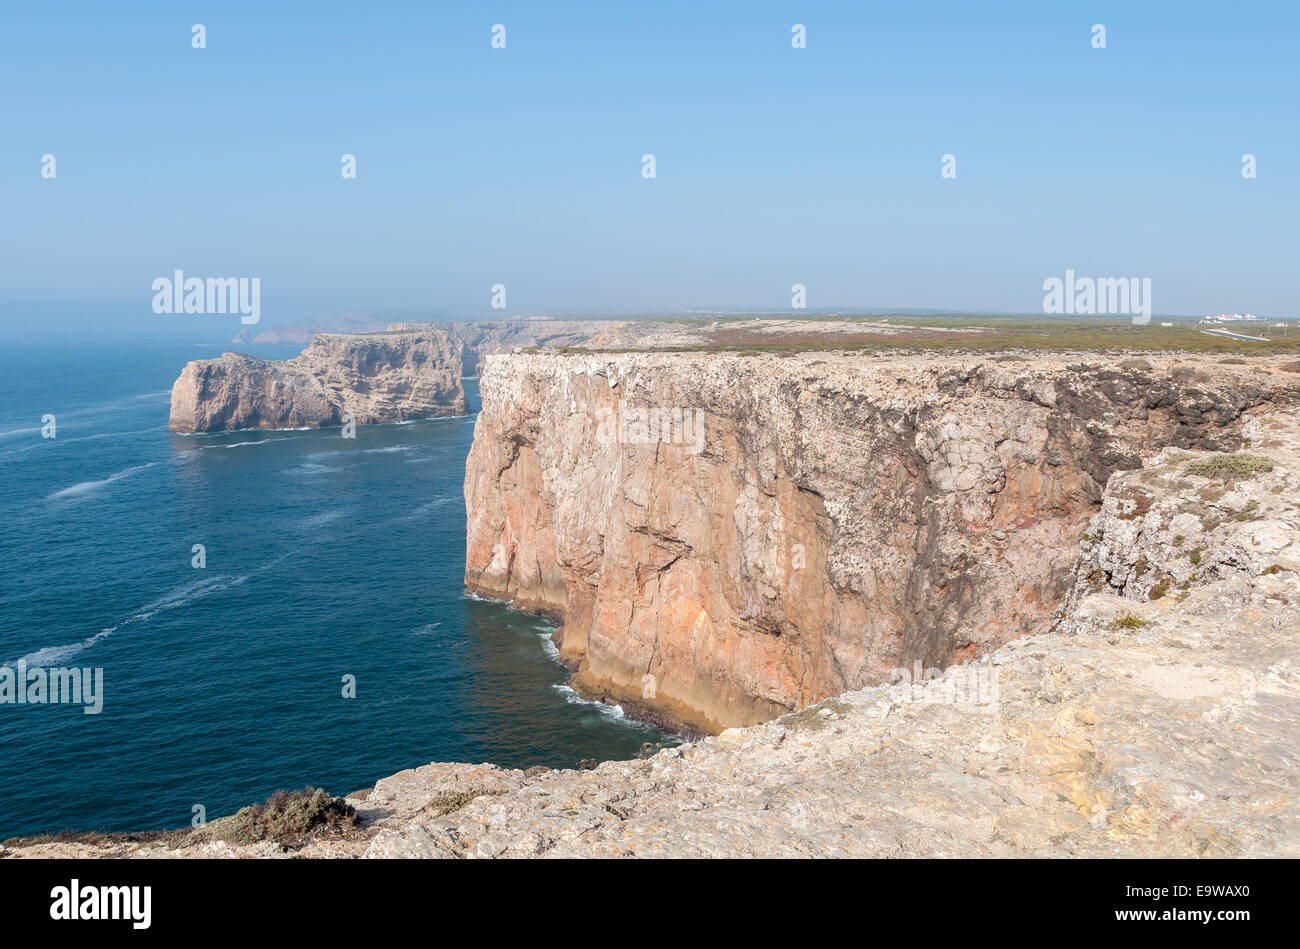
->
[1107, 614, 1150, 630]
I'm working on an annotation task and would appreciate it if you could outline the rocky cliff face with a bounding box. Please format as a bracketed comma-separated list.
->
[464, 351, 1299, 733]
[169, 330, 467, 433]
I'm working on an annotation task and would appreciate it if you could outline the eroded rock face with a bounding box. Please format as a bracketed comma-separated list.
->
[1059, 412, 1300, 618]
[169, 330, 467, 433]
[464, 350, 1299, 733]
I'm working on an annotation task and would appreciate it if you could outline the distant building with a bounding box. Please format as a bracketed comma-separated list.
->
[1200, 313, 1265, 325]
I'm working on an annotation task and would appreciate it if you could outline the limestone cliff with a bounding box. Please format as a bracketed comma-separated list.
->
[169, 329, 467, 433]
[464, 351, 1299, 733]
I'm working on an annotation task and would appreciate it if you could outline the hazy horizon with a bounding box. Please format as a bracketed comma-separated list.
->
[3, 1, 1297, 341]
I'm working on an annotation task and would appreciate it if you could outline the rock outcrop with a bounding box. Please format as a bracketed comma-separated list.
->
[464, 350, 1299, 733]
[12, 402, 1297, 859]
[169, 329, 467, 433]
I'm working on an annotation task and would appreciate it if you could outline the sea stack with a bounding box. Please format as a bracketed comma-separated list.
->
[169, 329, 468, 433]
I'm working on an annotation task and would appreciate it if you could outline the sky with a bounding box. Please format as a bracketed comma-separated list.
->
[1, 0, 1297, 338]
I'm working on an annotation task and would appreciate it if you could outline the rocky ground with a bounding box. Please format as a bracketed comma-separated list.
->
[8, 402, 1297, 858]
[580, 317, 971, 350]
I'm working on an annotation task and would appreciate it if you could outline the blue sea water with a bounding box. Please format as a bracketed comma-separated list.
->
[0, 341, 674, 840]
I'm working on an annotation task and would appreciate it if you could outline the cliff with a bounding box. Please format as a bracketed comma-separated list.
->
[169, 329, 467, 433]
[463, 350, 1300, 734]
[10, 401, 1297, 859]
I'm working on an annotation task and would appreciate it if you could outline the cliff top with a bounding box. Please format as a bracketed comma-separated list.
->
[551, 317, 1300, 356]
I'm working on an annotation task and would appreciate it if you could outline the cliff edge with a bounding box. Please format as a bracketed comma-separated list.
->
[463, 350, 1299, 734]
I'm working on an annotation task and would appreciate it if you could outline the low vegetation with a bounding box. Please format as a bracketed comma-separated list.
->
[215, 787, 359, 847]
[1107, 614, 1151, 630]
[425, 789, 506, 818]
[1184, 453, 1276, 480]
[558, 316, 1300, 356]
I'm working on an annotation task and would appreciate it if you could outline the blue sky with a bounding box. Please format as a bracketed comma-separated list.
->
[2, 0, 1296, 336]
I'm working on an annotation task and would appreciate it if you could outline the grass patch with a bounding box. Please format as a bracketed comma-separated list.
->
[1148, 580, 1171, 601]
[425, 789, 506, 818]
[1107, 614, 1151, 630]
[1184, 453, 1276, 480]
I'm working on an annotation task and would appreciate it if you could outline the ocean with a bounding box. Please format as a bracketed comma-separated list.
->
[0, 341, 675, 840]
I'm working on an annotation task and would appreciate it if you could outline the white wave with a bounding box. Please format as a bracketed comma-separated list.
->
[47, 461, 161, 499]
[298, 508, 346, 530]
[60, 390, 173, 420]
[5, 551, 294, 668]
[172, 425, 317, 439]
[0, 426, 169, 459]
[285, 462, 341, 475]
[392, 497, 456, 522]
[551, 684, 626, 720]
[0, 426, 41, 440]
[206, 437, 291, 450]
[5, 571, 253, 667]
[14, 626, 118, 667]
[361, 444, 421, 454]
[412, 622, 442, 635]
